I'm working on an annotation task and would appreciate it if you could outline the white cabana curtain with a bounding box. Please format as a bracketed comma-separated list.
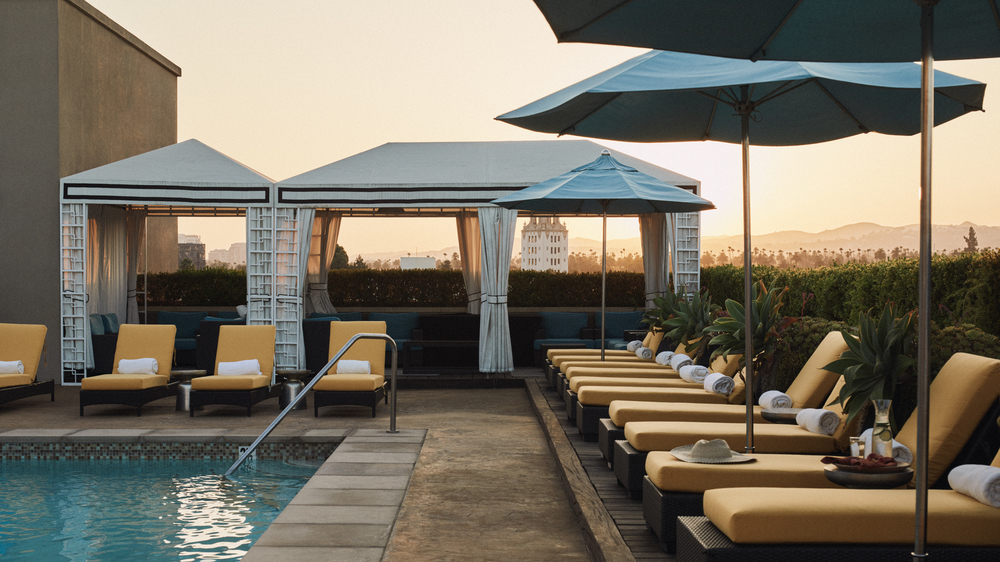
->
[125, 209, 147, 324]
[305, 210, 341, 317]
[478, 206, 517, 373]
[640, 212, 673, 309]
[456, 211, 481, 314]
[86, 205, 128, 369]
[295, 208, 316, 368]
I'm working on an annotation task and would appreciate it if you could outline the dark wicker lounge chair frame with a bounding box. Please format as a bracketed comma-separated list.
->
[189, 385, 278, 417]
[614, 439, 647, 499]
[80, 382, 178, 417]
[576, 401, 610, 442]
[314, 382, 387, 418]
[598, 418, 625, 467]
[1, 379, 55, 407]
[676, 516, 1000, 562]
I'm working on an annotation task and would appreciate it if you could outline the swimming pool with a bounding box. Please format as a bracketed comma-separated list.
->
[0, 458, 320, 561]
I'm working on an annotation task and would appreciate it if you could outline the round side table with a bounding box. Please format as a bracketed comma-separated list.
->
[171, 370, 208, 412]
[277, 369, 313, 410]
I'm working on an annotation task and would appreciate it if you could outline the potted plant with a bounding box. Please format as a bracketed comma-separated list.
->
[705, 280, 793, 382]
[824, 302, 917, 432]
[641, 287, 681, 335]
[662, 288, 714, 360]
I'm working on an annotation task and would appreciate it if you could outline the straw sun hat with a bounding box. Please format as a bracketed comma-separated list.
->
[670, 439, 754, 464]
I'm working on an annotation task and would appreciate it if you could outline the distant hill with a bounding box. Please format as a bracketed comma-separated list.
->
[353, 222, 998, 265]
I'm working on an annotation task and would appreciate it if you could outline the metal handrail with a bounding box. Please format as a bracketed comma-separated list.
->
[224, 333, 398, 477]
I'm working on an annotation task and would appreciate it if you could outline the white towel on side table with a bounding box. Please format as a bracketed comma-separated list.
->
[0, 360, 24, 374]
[704, 373, 734, 396]
[948, 464, 1000, 507]
[117, 358, 158, 375]
[759, 390, 792, 409]
[859, 428, 913, 463]
[795, 408, 840, 435]
[217, 359, 262, 376]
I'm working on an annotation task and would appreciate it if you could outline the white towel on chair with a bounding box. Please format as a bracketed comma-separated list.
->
[859, 428, 913, 464]
[679, 365, 711, 384]
[337, 360, 371, 374]
[655, 351, 674, 366]
[635, 347, 653, 360]
[0, 360, 24, 374]
[948, 464, 1000, 507]
[670, 354, 693, 371]
[217, 359, 262, 376]
[759, 390, 792, 409]
[117, 358, 157, 375]
[795, 408, 840, 435]
[627, 340, 643, 352]
[704, 373, 734, 396]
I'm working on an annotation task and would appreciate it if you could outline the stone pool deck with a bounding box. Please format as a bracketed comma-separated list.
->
[0, 371, 612, 561]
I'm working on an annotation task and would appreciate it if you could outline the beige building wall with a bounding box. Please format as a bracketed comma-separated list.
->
[0, 0, 179, 381]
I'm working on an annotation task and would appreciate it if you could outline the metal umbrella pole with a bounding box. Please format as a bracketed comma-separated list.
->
[739, 84, 755, 454]
[600, 200, 608, 361]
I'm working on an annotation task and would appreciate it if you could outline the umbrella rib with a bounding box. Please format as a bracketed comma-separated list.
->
[753, 80, 808, 107]
[750, 0, 804, 61]
[557, 93, 624, 136]
[557, 0, 637, 41]
[696, 89, 737, 107]
[990, 0, 1000, 32]
[702, 89, 722, 140]
[808, 78, 871, 133]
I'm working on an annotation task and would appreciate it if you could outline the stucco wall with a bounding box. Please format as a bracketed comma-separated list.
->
[0, 0, 179, 381]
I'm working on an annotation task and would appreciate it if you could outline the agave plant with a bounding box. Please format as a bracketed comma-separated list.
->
[663, 288, 713, 360]
[825, 302, 917, 432]
[641, 287, 681, 334]
[705, 280, 792, 379]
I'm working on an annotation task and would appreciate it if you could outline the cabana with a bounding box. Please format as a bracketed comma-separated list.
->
[58, 139, 275, 385]
[274, 140, 703, 374]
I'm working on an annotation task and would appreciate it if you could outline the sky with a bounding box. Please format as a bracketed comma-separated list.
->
[86, 0, 1000, 255]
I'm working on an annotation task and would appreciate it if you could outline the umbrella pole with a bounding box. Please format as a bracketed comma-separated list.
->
[913, 5, 934, 560]
[740, 85, 754, 454]
[601, 202, 608, 361]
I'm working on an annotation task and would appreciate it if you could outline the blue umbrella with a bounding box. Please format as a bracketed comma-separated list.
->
[492, 150, 715, 359]
[498, 49, 985, 455]
[529, 2, 998, 556]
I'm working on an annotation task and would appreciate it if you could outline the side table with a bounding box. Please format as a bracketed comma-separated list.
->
[171, 370, 208, 412]
[277, 369, 313, 410]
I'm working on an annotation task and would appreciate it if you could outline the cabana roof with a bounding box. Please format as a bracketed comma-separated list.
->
[60, 139, 273, 208]
[276, 140, 699, 213]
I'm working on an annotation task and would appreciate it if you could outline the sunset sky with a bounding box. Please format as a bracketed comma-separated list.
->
[86, 0, 1000, 255]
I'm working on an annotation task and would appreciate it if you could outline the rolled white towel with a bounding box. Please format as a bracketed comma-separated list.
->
[655, 351, 674, 366]
[627, 340, 643, 352]
[117, 358, 158, 375]
[795, 408, 840, 435]
[704, 372, 735, 396]
[670, 354, 693, 371]
[236, 304, 248, 318]
[0, 360, 24, 374]
[217, 359, 262, 376]
[759, 390, 792, 409]
[337, 359, 371, 374]
[679, 364, 711, 384]
[635, 346, 654, 360]
[859, 428, 913, 464]
[948, 464, 1000, 508]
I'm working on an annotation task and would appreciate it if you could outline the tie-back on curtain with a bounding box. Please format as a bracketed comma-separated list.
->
[305, 211, 341, 316]
[456, 211, 481, 314]
[87, 205, 127, 369]
[478, 206, 517, 374]
[640, 212, 672, 310]
[125, 209, 147, 325]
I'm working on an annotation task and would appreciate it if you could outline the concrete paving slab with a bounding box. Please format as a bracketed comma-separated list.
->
[143, 429, 228, 442]
[314, 463, 414, 476]
[242, 546, 383, 562]
[0, 429, 77, 441]
[274, 505, 398, 525]
[255, 523, 392, 548]
[64, 429, 154, 442]
[288, 489, 406, 507]
[334, 442, 422, 453]
[302, 475, 411, 490]
[324, 452, 419, 464]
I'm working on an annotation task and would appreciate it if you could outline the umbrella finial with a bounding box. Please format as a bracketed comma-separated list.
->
[601, 149, 610, 155]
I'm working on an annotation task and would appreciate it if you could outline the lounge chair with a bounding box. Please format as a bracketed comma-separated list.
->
[598, 331, 847, 464]
[646, 352, 1000, 553]
[544, 329, 667, 382]
[79, 324, 177, 416]
[189, 325, 277, 416]
[313, 321, 388, 418]
[0, 323, 53, 407]
[677, 448, 1000, 561]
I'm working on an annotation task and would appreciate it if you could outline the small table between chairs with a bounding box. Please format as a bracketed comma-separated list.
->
[277, 369, 313, 410]
[171, 370, 208, 412]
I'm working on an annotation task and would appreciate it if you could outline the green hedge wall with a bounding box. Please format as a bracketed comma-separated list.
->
[140, 268, 247, 307]
[700, 250, 1000, 337]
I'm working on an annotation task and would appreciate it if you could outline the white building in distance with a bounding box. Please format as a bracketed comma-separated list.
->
[207, 242, 247, 267]
[400, 256, 437, 270]
[520, 217, 568, 273]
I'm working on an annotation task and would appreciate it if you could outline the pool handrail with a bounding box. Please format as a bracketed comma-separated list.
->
[224, 333, 398, 477]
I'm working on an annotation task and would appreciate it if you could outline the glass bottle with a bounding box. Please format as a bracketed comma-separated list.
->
[872, 399, 893, 458]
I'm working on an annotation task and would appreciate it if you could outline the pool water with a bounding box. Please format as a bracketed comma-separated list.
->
[0, 458, 321, 561]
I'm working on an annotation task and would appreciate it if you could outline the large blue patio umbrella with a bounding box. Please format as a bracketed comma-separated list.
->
[491, 150, 715, 360]
[529, 2, 1000, 556]
[497, 48, 985, 456]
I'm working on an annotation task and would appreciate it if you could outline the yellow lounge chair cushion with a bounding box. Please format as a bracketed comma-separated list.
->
[0, 374, 35, 388]
[112, 324, 176, 376]
[81, 374, 169, 391]
[215, 325, 276, 377]
[623, 420, 837, 454]
[191, 374, 270, 391]
[313, 374, 384, 392]
[783, 331, 849, 407]
[547, 330, 666, 362]
[704, 488, 1000, 546]
[609, 401, 766, 426]
[328, 321, 387, 376]
[578, 385, 734, 407]
[557, 358, 660, 375]
[0, 323, 47, 380]
[564, 364, 678, 380]
[645, 451, 842, 493]
[570, 376, 701, 392]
